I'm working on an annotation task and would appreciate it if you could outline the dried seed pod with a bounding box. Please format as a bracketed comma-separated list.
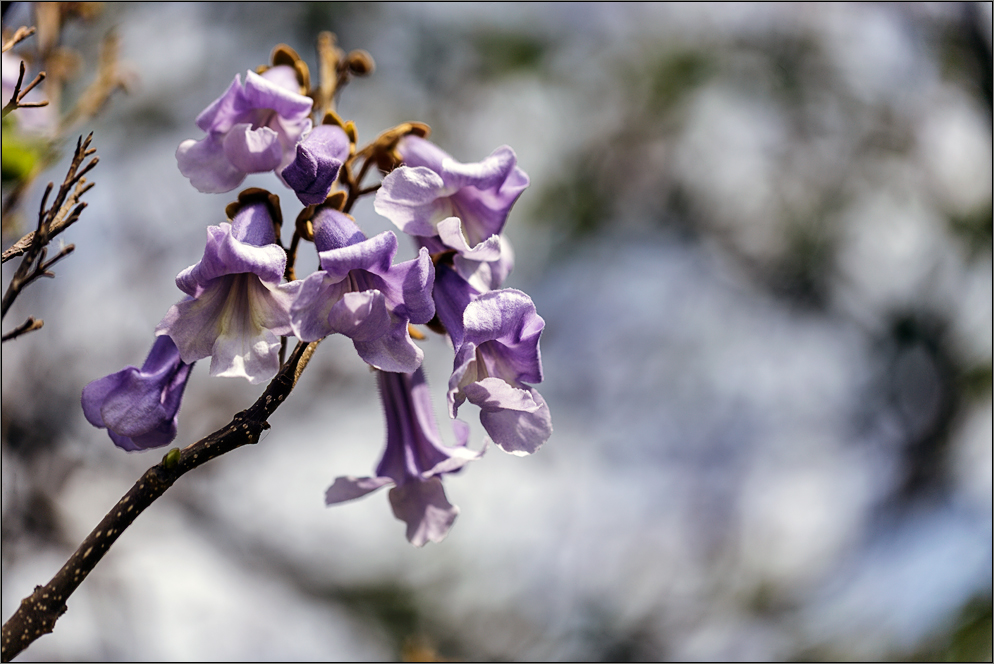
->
[346, 49, 375, 76]
[322, 109, 346, 129]
[343, 120, 357, 144]
[325, 190, 347, 211]
[271, 44, 302, 69]
[271, 44, 310, 93]
[293, 59, 311, 93]
[408, 122, 431, 139]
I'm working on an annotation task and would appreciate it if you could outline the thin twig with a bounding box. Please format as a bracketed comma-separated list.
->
[1, 60, 49, 119]
[343, 180, 380, 215]
[1, 317, 44, 343]
[1, 134, 96, 318]
[314, 31, 343, 118]
[354, 153, 375, 190]
[61, 30, 132, 131]
[0, 339, 320, 663]
[284, 228, 302, 282]
[1, 26, 36, 54]
[16, 79, 48, 106]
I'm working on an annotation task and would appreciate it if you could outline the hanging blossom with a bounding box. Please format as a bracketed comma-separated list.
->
[290, 205, 434, 373]
[429, 258, 551, 458]
[374, 135, 528, 292]
[81, 336, 194, 452]
[177, 65, 350, 203]
[281, 123, 351, 206]
[448, 289, 551, 456]
[373, 137, 551, 454]
[325, 368, 482, 547]
[156, 196, 299, 385]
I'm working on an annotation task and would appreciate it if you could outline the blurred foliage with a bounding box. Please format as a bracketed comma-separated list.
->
[0, 118, 46, 184]
[761, 35, 821, 108]
[293, 1, 358, 46]
[765, 212, 837, 308]
[534, 154, 613, 240]
[571, 603, 661, 662]
[472, 30, 548, 79]
[878, 312, 961, 505]
[948, 201, 994, 259]
[646, 49, 714, 115]
[323, 583, 462, 661]
[937, 4, 993, 114]
[908, 593, 994, 662]
[959, 363, 994, 401]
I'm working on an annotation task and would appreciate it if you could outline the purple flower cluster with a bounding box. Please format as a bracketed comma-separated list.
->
[82, 57, 551, 546]
[290, 206, 434, 373]
[376, 136, 551, 456]
[176, 65, 350, 206]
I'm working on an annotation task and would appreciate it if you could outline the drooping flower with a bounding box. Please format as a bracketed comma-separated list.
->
[430, 259, 479, 350]
[156, 196, 298, 384]
[81, 335, 194, 452]
[176, 66, 314, 194]
[373, 136, 527, 292]
[290, 205, 434, 373]
[280, 123, 351, 206]
[325, 368, 482, 547]
[449, 289, 552, 456]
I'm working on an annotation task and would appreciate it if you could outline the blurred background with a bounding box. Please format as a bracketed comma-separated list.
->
[2, 2, 991, 661]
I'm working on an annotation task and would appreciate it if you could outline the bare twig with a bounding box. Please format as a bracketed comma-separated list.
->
[0, 340, 320, 663]
[314, 31, 343, 118]
[61, 30, 132, 130]
[342, 166, 381, 215]
[284, 228, 302, 282]
[1, 134, 97, 318]
[1, 60, 49, 119]
[16, 71, 47, 103]
[353, 153, 375, 189]
[1, 317, 44, 342]
[1, 26, 36, 53]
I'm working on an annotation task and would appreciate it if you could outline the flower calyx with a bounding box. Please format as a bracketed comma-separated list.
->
[358, 122, 432, 174]
[225, 187, 283, 241]
[293, 189, 348, 243]
[260, 43, 310, 95]
[322, 109, 357, 149]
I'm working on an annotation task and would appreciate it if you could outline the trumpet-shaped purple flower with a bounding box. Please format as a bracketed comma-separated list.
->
[290, 206, 434, 373]
[81, 336, 194, 452]
[325, 368, 482, 547]
[374, 136, 527, 292]
[156, 200, 298, 384]
[281, 124, 351, 206]
[176, 66, 314, 194]
[449, 289, 552, 456]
